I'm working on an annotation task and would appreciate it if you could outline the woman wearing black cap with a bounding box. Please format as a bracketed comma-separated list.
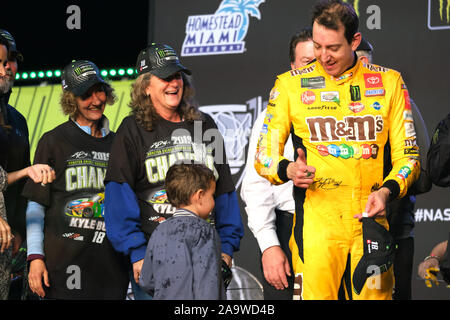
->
[23, 60, 129, 299]
[104, 43, 244, 299]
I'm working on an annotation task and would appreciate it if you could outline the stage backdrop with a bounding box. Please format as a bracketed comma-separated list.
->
[4, 0, 450, 299]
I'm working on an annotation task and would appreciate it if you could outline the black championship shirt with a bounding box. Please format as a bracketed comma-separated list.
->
[105, 113, 235, 239]
[22, 120, 129, 300]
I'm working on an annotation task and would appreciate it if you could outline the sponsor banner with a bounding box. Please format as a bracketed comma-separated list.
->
[363, 64, 389, 73]
[320, 91, 339, 103]
[290, 65, 316, 77]
[306, 115, 384, 142]
[364, 73, 383, 88]
[404, 90, 412, 110]
[301, 76, 326, 89]
[371, 101, 382, 110]
[316, 143, 379, 160]
[349, 102, 365, 113]
[332, 72, 352, 81]
[365, 89, 385, 97]
[181, 0, 265, 56]
[404, 121, 417, 138]
[301, 90, 316, 105]
[404, 110, 414, 121]
[350, 85, 361, 101]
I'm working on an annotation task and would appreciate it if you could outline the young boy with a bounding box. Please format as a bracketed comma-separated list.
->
[139, 163, 226, 300]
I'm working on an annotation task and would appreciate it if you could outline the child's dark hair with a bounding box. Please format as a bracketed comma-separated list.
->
[165, 162, 216, 208]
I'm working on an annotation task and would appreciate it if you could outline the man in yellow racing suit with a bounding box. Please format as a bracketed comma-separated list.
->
[254, 0, 420, 300]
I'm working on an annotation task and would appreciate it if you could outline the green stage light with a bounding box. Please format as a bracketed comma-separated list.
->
[16, 67, 134, 81]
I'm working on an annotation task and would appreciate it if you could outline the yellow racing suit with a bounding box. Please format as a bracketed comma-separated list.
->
[254, 58, 420, 300]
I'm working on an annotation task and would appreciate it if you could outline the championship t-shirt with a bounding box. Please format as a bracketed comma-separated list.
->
[105, 113, 235, 239]
[22, 120, 129, 300]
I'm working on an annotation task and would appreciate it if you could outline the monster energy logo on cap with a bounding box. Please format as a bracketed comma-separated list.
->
[73, 64, 96, 77]
[61, 60, 105, 97]
[350, 85, 361, 101]
[136, 43, 191, 78]
[156, 46, 178, 61]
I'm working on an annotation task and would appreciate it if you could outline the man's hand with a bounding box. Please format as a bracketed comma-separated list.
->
[354, 187, 390, 221]
[133, 259, 144, 284]
[222, 253, 232, 268]
[418, 258, 440, 280]
[28, 259, 50, 298]
[261, 246, 291, 290]
[286, 148, 316, 188]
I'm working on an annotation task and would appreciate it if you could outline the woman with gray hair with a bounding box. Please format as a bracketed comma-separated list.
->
[104, 43, 244, 300]
[23, 60, 129, 299]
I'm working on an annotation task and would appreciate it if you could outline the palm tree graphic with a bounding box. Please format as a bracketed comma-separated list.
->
[215, 0, 265, 41]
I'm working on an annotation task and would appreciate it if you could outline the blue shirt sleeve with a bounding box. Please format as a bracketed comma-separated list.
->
[26, 200, 45, 256]
[104, 181, 148, 263]
[214, 190, 244, 257]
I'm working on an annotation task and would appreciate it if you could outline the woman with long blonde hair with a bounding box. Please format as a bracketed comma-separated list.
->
[104, 43, 244, 299]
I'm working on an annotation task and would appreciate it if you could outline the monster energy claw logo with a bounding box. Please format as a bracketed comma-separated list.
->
[439, 0, 450, 22]
[74, 67, 83, 76]
[350, 85, 361, 102]
[428, 0, 450, 30]
[157, 47, 177, 59]
[73, 65, 95, 77]
[181, 0, 265, 56]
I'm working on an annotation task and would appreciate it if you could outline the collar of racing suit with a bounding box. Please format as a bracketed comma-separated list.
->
[315, 52, 360, 85]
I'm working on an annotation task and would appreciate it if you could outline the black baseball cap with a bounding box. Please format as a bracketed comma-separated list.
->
[0, 29, 23, 62]
[61, 60, 106, 96]
[136, 43, 191, 78]
[352, 217, 397, 295]
[357, 37, 373, 52]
